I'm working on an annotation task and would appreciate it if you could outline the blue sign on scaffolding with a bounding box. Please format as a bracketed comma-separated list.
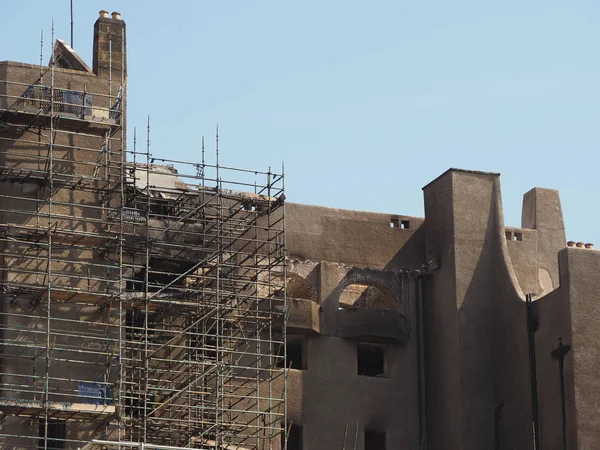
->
[77, 382, 113, 405]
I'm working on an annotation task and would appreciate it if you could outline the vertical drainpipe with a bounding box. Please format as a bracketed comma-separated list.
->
[526, 293, 541, 450]
[551, 337, 571, 450]
[415, 272, 428, 449]
[494, 403, 504, 450]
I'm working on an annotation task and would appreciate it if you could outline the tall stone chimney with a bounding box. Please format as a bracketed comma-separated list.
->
[93, 10, 127, 78]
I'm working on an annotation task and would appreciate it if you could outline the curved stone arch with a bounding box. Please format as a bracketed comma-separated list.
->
[339, 283, 397, 309]
[256, 271, 318, 303]
[336, 267, 403, 312]
[286, 271, 318, 303]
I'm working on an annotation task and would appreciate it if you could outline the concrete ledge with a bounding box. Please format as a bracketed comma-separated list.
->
[286, 298, 321, 335]
[336, 308, 409, 342]
[0, 398, 115, 420]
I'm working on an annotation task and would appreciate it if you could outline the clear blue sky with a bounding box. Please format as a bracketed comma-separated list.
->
[2, 2, 599, 243]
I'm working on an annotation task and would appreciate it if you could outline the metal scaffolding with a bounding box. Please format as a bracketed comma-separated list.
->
[0, 28, 286, 450]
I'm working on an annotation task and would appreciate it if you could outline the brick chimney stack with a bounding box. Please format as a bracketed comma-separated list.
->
[93, 10, 126, 78]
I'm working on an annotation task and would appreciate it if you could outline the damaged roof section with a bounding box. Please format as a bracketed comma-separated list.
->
[127, 163, 282, 206]
[128, 164, 190, 200]
[53, 39, 93, 73]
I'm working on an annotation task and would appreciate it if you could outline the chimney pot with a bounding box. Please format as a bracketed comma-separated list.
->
[585, 243, 594, 249]
[576, 242, 585, 248]
[99, 10, 109, 19]
[112, 11, 121, 20]
[567, 241, 576, 247]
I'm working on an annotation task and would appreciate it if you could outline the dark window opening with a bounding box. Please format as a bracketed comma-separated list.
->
[401, 220, 409, 229]
[148, 199, 174, 217]
[125, 309, 157, 341]
[190, 323, 218, 361]
[283, 424, 303, 450]
[364, 430, 386, 450]
[390, 218, 399, 228]
[513, 232, 523, 242]
[126, 309, 145, 338]
[126, 268, 145, 291]
[124, 391, 155, 419]
[357, 343, 387, 377]
[276, 337, 305, 370]
[126, 309, 146, 337]
[39, 419, 66, 450]
[126, 258, 195, 292]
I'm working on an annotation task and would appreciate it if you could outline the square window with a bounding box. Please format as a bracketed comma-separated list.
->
[357, 343, 388, 377]
[401, 220, 409, 229]
[39, 419, 66, 450]
[126, 309, 157, 340]
[283, 424, 303, 450]
[390, 218, 399, 228]
[513, 232, 523, 242]
[276, 337, 306, 370]
[505, 231, 513, 241]
[190, 323, 218, 361]
[364, 430, 386, 450]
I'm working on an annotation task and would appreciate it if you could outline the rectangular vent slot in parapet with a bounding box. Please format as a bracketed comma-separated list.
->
[390, 218, 409, 229]
[506, 231, 523, 242]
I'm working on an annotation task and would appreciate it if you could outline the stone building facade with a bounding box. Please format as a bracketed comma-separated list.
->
[284, 174, 593, 450]
[1, 10, 599, 450]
